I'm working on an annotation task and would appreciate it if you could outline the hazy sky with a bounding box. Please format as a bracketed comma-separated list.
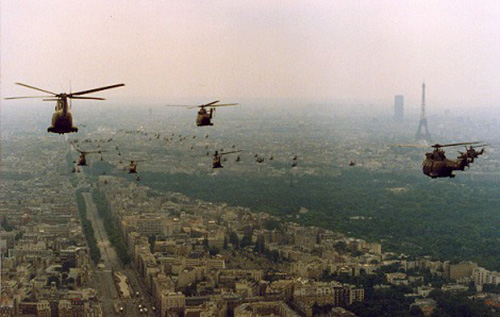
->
[1, 0, 499, 110]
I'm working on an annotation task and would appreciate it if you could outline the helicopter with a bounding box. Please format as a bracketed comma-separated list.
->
[458, 144, 486, 163]
[5, 82, 125, 134]
[127, 160, 146, 174]
[212, 150, 242, 168]
[76, 149, 105, 166]
[394, 142, 481, 178]
[166, 100, 238, 126]
[194, 100, 239, 126]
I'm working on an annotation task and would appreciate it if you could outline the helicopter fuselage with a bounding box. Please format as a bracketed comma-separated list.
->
[196, 108, 213, 126]
[48, 98, 78, 134]
[422, 155, 468, 178]
[212, 155, 222, 168]
[77, 153, 87, 166]
[128, 164, 138, 173]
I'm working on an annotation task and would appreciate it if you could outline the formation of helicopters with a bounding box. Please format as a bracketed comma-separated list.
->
[393, 142, 486, 178]
[5, 82, 489, 179]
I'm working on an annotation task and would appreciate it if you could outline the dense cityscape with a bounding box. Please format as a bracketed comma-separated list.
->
[0, 103, 498, 316]
[2, 1, 500, 315]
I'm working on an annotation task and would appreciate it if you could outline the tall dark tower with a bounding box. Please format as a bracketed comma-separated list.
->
[415, 82, 431, 142]
[394, 95, 404, 122]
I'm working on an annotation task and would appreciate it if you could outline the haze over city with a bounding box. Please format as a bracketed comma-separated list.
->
[1, 0, 500, 111]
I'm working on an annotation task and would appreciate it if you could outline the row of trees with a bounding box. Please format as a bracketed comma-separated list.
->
[138, 169, 499, 271]
[321, 265, 495, 317]
[92, 188, 131, 264]
[75, 189, 101, 264]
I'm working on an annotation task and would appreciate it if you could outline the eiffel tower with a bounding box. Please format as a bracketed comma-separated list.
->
[415, 82, 431, 142]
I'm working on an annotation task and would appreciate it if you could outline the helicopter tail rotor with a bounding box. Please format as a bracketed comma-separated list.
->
[70, 81, 72, 109]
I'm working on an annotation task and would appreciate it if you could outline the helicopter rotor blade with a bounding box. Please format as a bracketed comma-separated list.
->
[471, 144, 488, 148]
[201, 100, 220, 107]
[391, 145, 428, 148]
[70, 96, 106, 100]
[70, 80, 72, 109]
[208, 103, 238, 107]
[184, 100, 221, 109]
[15, 82, 57, 95]
[4, 96, 51, 100]
[69, 83, 125, 96]
[220, 150, 242, 155]
[432, 141, 481, 148]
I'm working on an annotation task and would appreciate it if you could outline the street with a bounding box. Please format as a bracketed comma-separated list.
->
[83, 190, 156, 316]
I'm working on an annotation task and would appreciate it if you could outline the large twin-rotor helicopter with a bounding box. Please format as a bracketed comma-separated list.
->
[5, 82, 125, 134]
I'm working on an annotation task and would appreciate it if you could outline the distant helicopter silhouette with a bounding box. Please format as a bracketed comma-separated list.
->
[166, 100, 238, 126]
[5, 82, 124, 134]
[76, 150, 105, 166]
[212, 150, 242, 168]
[458, 144, 486, 163]
[127, 160, 146, 173]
